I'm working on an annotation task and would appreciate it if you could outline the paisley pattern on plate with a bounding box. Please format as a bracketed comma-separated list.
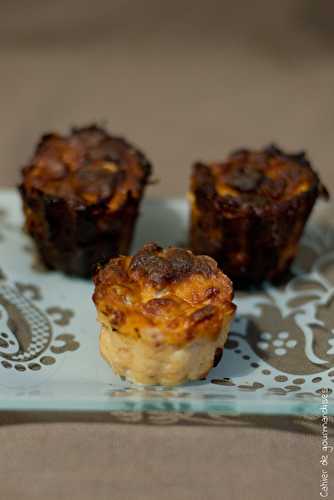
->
[0, 278, 79, 376]
[0, 190, 333, 415]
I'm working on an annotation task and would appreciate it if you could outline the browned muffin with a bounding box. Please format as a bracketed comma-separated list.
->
[19, 125, 152, 277]
[93, 243, 236, 386]
[190, 144, 329, 286]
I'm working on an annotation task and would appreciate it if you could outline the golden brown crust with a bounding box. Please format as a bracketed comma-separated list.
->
[93, 243, 236, 346]
[193, 144, 328, 213]
[19, 125, 152, 277]
[190, 144, 329, 285]
[21, 125, 151, 209]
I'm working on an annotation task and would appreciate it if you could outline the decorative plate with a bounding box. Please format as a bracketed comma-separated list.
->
[0, 189, 333, 416]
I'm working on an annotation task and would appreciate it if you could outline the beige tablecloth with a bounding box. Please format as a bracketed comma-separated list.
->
[1, 1, 334, 498]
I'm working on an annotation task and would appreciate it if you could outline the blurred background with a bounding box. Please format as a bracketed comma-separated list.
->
[0, 0, 333, 195]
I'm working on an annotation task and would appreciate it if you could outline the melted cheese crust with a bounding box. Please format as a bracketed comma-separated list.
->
[192, 144, 326, 212]
[21, 125, 151, 211]
[93, 243, 236, 347]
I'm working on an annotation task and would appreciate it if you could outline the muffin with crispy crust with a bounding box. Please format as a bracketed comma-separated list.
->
[93, 242, 236, 386]
[190, 144, 329, 286]
[19, 125, 152, 277]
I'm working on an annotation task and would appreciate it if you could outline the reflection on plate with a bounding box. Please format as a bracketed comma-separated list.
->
[0, 190, 333, 416]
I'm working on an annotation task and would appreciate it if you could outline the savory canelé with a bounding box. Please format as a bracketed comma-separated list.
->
[19, 125, 152, 277]
[93, 243, 236, 386]
[190, 144, 328, 285]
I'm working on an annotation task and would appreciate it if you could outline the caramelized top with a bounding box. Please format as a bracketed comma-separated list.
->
[21, 125, 152, 210]
[192, 144, 328, 213]
[93, 243, 236, 345]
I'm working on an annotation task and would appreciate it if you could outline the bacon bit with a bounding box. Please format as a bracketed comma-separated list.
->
[190, 305, 216, 324]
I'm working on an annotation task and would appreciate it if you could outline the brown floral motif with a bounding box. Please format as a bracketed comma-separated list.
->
[287, 255, 334, 312]
[0, 284, 52, 364]
[290, 253, 334, 371]
[293, 243, 319, 274]
[231, 231, 334, 376]
[237, 382, 264, 391]
[50, 334, 80, 354]
[244, 304, 306, 373]
[233, 302, 334, 375]
[305, 296, 334, 364]
[211, 378, 235, 387]
[15, 282, 42, 301]
[293, 222, 334, 275]
[0, 279, 80, 373]
[46, 307, 74, 326]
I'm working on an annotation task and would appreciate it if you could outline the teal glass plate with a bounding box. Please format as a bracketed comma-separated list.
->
[0, 189, 333, 416]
